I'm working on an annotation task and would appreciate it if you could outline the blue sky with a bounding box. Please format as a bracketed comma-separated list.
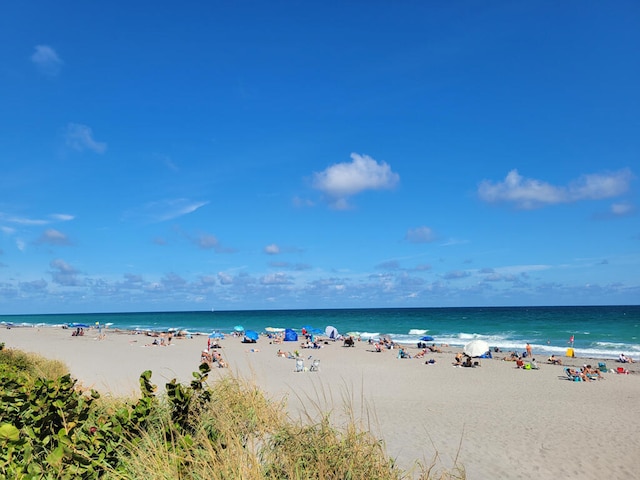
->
[1, 1, 639, 314]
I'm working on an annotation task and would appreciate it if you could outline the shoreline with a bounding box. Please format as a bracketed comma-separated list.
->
[2, 326, 639, 479]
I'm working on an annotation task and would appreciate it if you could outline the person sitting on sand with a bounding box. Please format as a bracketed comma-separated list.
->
[428, 344, 442, 353]
[453, 352, 464, 366]
[548, 355, 562, 365]
[503, 351, 519, 361]
[397, 347, 411, 359]
[414, 348, 428, 359]
[583, 364, 603, 380]
[343, 336, 355, 347]
[568, 367, 589, 382]
[515, 358, 525, 369]
[201, 350, 212, 364]
[618, 353, 634, 363]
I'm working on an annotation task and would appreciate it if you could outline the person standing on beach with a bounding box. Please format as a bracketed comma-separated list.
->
[526, 343, 532, 358]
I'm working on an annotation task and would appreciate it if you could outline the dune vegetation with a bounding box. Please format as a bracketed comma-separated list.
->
[0, 344, 464, 479]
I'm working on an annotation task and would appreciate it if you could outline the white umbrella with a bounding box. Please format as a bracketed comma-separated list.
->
[464, 339, 490, 358]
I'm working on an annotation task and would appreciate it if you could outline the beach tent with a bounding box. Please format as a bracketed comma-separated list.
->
[244, 330, 259, 341]
[284, 328, 298, 342]
[325, 325, 339, 340]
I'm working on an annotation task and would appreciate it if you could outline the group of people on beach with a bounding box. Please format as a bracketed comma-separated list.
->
[566, 364, 605, 381]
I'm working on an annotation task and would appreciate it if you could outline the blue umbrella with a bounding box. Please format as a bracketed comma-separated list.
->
[234, 325, 244, 332]
[70, 323, 90, 328]
[209, 332, 224, 339]
[244, 330, 259, 341]
[420, 335, 434, 342]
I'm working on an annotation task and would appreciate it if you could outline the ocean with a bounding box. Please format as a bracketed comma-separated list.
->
[1, 306, 638, 360]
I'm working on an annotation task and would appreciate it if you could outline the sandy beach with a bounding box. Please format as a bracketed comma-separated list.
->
[2, 326, 639, 479]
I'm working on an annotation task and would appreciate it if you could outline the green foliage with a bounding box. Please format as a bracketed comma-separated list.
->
[0, 351, 158, 478]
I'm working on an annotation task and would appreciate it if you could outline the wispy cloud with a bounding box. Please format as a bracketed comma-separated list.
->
[610, 202, 634, 216]
[312, 153, 400, 209]
[65, 123, 107, 154]
[405, 226, 436, 243]
[478, 168, 633, 209]
[0, 213, 48, 226]
[128, 198, 208, 223]
[50, 213, 75, 222]
[31, 45, 63, 76]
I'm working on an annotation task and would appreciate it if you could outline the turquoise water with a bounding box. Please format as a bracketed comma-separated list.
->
[1, 306, 638, 360]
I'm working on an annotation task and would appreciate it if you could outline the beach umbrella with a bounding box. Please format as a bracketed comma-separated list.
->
[420, 335, 435, 342]
[209, 332, 224, 339]
[244, 330, 259, 341]
[233, 325, 244, 332]
[464, 339, 490, 358]
[70, 323, 89, 328]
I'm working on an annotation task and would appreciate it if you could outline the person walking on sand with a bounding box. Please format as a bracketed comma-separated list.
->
[526, 343, 532, 358]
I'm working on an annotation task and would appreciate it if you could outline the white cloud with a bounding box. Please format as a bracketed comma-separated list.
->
[478, 169, 633, 209]
[405, 226, 436, 243]
[49, 258, 81, 286]
[31, 45, 63, 75]
[65, 123, 107, 154]
[264, 243, 280, 255]
[312, 153, 399, 208]
[36, 229, 72, 246]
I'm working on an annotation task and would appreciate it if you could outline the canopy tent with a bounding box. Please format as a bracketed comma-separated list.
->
[243, 330, 259, 342]
[325, 325, 339, 340]
[284, 328, 298, 342]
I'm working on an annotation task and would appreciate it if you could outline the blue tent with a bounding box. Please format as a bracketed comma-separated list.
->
[244, 330, 259, 341]
[284, 328, 298, 342]
[420, 335, 434, 342]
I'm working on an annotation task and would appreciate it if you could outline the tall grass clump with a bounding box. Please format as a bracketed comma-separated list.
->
[0, 347, 68, 384]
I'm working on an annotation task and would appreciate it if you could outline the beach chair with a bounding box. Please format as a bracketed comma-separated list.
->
[565, 367, 582, 381]
[295, 358, 304, 372]
[310, 359, 320, 372]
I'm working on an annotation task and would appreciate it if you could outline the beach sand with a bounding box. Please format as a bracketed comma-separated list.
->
[2, 326, 640, 479]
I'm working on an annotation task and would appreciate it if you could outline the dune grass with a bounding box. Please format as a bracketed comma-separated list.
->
[1, 346, 465, 479]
